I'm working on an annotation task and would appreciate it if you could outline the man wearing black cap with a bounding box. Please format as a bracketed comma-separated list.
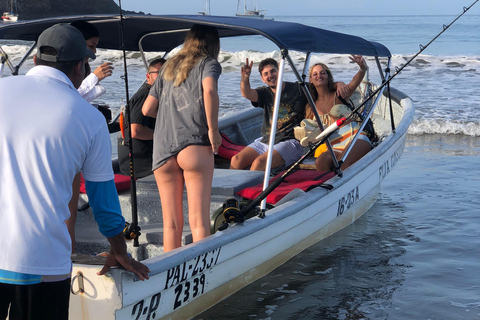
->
[0, 23, 150, 319]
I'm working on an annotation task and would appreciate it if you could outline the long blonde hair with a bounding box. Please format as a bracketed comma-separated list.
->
[305, 62, 336, 119]
[161, 24, 220, 86]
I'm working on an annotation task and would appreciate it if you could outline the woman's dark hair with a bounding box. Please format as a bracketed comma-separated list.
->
[70, 20, 99, 40]
[149, 58, 166, 68]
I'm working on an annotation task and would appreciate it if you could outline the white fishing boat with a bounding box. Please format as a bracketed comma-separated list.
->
[0, 14, 414, 319]
[1, 12, 17, 22]
[236, 0, 270, 19]
[2, 0, 18, 21]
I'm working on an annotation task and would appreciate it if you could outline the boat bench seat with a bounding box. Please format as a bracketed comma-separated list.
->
[211, 169, 264, 195]
[237, 170, 335, 205]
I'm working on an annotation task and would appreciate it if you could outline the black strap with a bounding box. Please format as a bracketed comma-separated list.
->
[337, 95, 364, 121]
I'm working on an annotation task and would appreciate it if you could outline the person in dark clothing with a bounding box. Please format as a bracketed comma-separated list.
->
[230, 58, 307, 171]
[118, 58, 165, 178]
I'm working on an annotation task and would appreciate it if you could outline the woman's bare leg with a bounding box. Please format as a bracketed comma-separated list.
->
[340, 140, 371, 169]
[177, 145, 214, 242]
[315, 140, 371, 172]
[315, 150, 335, 172]
[66, 173, 81, 253]
[154, 157, 185, 252]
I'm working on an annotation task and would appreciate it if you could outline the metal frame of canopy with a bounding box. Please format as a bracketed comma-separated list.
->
[0, 13, 394, 212]
[0, 14, 391, 54]
[255, 49, 393, 210]
[0, 14, 391, 72]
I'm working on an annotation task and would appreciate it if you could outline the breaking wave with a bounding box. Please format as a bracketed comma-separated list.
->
[1, 43, 479, 139]
[408, 119, 480, 136]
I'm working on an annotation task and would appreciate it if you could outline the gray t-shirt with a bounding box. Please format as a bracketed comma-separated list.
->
[149, 56, 222, 170]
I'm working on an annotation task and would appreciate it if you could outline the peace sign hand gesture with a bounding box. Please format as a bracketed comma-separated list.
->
[241, 58, 253, 78]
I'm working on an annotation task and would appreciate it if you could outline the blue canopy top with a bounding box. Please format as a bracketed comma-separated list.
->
[0, 14, 391, 57]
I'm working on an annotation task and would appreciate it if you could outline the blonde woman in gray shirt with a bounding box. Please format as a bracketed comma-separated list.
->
[142, 25, 222, 252]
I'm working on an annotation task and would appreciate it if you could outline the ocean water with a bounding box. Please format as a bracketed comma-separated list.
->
[1, 13, 480, 320]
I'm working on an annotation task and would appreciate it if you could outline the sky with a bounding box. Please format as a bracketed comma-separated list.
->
[118, 0, 480, 16]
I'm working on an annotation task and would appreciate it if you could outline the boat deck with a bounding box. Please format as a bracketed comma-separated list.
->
[73, 168, 266, 260]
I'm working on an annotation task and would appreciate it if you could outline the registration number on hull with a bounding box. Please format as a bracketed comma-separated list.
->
[127, 247, 222, 319]
[337, 186, 360, 216]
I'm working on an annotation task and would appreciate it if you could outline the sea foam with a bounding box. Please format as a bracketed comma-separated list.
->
[1, 43, 478, 137]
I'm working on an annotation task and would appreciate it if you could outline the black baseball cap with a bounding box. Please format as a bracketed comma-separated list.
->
[36, 23, 96, 62]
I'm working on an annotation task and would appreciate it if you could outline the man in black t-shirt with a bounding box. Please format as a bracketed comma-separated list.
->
[230, 58, 306, 171]
[118, 58, 165, 178]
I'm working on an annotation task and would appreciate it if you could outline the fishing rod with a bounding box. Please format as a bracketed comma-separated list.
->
[298, 0, 479, 169]
[340, 0, 479, 123]
[218, 0, 478, 230]
[118, 0, 141, 247]
[218, 117, 344, 231]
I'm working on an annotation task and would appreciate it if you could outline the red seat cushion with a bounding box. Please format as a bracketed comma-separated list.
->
[236, 170, 335, 204]
[217, 132, 245, 160]
[79, 174, 131, 194]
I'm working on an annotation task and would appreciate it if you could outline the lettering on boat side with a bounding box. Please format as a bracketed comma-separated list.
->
[130, 292, 161, 320]
[173, 273, 206, 310]
[337, 186, 360, 216]
[164, 247, 222, 290]
[379, 144, 403, 181]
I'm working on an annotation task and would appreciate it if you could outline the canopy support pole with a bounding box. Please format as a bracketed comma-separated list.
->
[138, 29, 190, 71]
[338, 57, 393, 164]
[286, 52, 343, 176]
[259, 50, 287, 211]
[0, 43, 35, 76]
[383, 58, 396, 132]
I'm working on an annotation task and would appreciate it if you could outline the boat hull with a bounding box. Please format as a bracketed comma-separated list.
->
[2, 11, 18, 22]
[2, 16, 18, 22]
[70, 88, 413, 319]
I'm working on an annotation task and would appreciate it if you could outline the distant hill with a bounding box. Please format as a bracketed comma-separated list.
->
[0, 0, 141, 21]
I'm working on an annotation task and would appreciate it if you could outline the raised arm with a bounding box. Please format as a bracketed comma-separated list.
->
[202, 76, 222, 154]
[345, 55, 368, 98]
[142, 95, 159, 118]
[85, 179, 150, 281]
[240, 58, 258, 102]
[93, 62, 114, 81]
[130, 124, 154, 140]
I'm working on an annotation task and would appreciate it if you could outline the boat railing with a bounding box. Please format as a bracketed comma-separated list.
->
[137, 29, 190, 71]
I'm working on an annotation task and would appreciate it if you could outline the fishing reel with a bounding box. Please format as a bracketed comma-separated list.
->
[123, 222, 141, 240]
[218, 198, 244, 231]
